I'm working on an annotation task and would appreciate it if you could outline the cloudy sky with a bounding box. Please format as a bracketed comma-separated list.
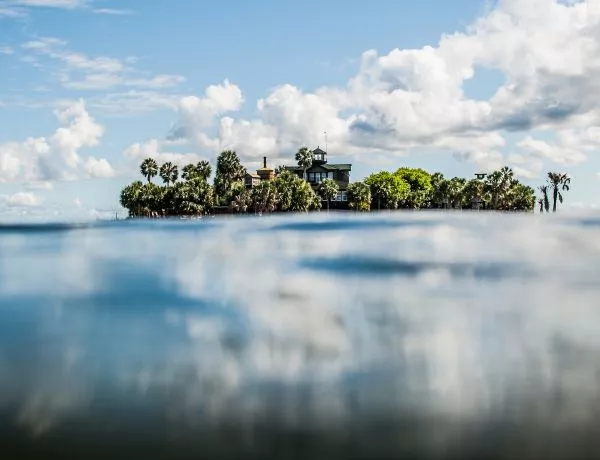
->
[0, 0, 599, 220]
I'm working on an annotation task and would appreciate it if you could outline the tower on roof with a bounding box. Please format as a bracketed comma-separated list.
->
[313, 146, 327, 165]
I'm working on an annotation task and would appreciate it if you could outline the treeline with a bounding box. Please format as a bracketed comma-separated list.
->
[120, 150, 322, 217]
[119, 149, 570, 217]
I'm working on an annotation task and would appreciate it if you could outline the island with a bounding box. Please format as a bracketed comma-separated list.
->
[119, 148, 571, 217]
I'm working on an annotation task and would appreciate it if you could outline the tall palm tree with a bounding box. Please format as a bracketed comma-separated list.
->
[547, 172, 570, 212]
[538, 185, 550, 213]
[318, 178, 339, 211]
[159, 162, 178, 186]
[214, 150, 246, 204]
[140, 158, 158, 183]
[295, 147, 313, 181]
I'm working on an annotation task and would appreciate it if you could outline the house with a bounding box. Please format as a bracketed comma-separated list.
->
[284, 147, 352, 207]
[245, 157, 275, 188]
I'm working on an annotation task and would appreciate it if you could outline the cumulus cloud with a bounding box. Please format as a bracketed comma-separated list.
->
[139, 0, 600, 176]
[0, 192, 42, 207]
[0, 99, 114, 183]
[83, 156, 116, 178]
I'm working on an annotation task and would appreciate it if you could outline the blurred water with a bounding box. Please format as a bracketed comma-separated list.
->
[1, 212, 600, 458]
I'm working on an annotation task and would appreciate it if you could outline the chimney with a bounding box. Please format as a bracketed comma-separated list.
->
[263, 156, 267, 168]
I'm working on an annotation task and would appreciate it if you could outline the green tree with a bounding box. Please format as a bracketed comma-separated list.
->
[295, 147, 313, 181]
[275, 169, 316, 212]
[140, 158, 158, 183]
[462, 179, 487, 209]
[251, 181, 279, 214]
[318, 178, 339, 211]
[429, 172, 447, 208]
[182, 161, 212, 182]
[447, 177, 467, 209]
[231, 185, 252, 213]
[120, 180, 144, 217]
[364, 171, 409, 210]
[214, 150, 246, 205]
[394, 168, 432, 208]
[347, 182, 371, 212]
[547, 172, 570, 212]
[159, 162, 178, 186]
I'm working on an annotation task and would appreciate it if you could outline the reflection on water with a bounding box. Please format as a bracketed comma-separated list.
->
[2, 212, 600, 458]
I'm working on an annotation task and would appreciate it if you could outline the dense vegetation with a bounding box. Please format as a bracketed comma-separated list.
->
[119, 148, 570, 217]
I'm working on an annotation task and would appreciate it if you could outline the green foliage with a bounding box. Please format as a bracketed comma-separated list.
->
[318, 178, 339, 211]
[251, 181, 278, 213]
[214, 150, 246, 205]
[121, 153, 557, 218]
[347, 182, 371, 211]
[159, 162, 178, 186]
[394, 168, 432, 208]
[364, 171, 409, 210]
[295, 147, 313, 180]
[182, 160, 212, 182]
[140, 158, 158, 183]
[275, 169, 318, 212]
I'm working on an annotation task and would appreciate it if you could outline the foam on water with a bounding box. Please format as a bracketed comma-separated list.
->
[1, 212, 600, 458]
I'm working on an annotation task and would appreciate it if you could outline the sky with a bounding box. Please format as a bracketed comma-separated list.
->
[0, 0, 599, 221]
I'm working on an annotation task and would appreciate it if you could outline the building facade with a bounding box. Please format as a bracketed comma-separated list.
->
[284, 147, 351, 208]
[244, 149, 352, 209]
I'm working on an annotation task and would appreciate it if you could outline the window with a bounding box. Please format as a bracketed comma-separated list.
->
[327, 172, 333, 179]
[315, 153, 323, 161]
[308, 172, 315, 182]
[341, 191, 347, 201]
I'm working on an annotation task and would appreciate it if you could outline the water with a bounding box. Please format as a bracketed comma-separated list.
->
[2, 212, 600, 458]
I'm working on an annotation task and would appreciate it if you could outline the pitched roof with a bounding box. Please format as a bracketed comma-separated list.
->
[322, 164, 351, 171]
[284, 164, 351, 171]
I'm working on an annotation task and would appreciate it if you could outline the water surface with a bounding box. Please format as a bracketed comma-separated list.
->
[1, 212, 600, 458]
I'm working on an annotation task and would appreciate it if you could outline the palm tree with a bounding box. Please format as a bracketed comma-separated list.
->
[182, 161, 212, 182]
[196, 160, 212, 182]
[140, 158, 158, 183]
[538, 185, 550, 213]
[159, 162, 178, 186]
[295, 147, 313, 181]
[214, 150, 246, 205]
[547, 172, 570, 212]
[318, 178, 339, 211]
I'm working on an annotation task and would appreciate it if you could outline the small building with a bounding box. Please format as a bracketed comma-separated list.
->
[245, 157, 275, 188]
[284, 147, 351, 208]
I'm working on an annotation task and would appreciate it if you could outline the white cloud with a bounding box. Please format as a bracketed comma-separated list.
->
[93, 8, 133, 15]
[0, 0, 85, 19]
[148, 0, 600, 174]
[10, 0, 84, 7]
[21, 37, 186, 91]
[1, 191, 43, 207]
[124, 139, 205, 169]
[0, 100, 115, 183]
[0, 45, 13, 54]
[84, 156, 116, 178]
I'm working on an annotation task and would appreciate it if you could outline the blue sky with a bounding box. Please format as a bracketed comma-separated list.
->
[0, 0, 599, 220]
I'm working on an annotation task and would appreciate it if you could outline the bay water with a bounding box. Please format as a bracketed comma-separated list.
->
[1, 212, 600, 458]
